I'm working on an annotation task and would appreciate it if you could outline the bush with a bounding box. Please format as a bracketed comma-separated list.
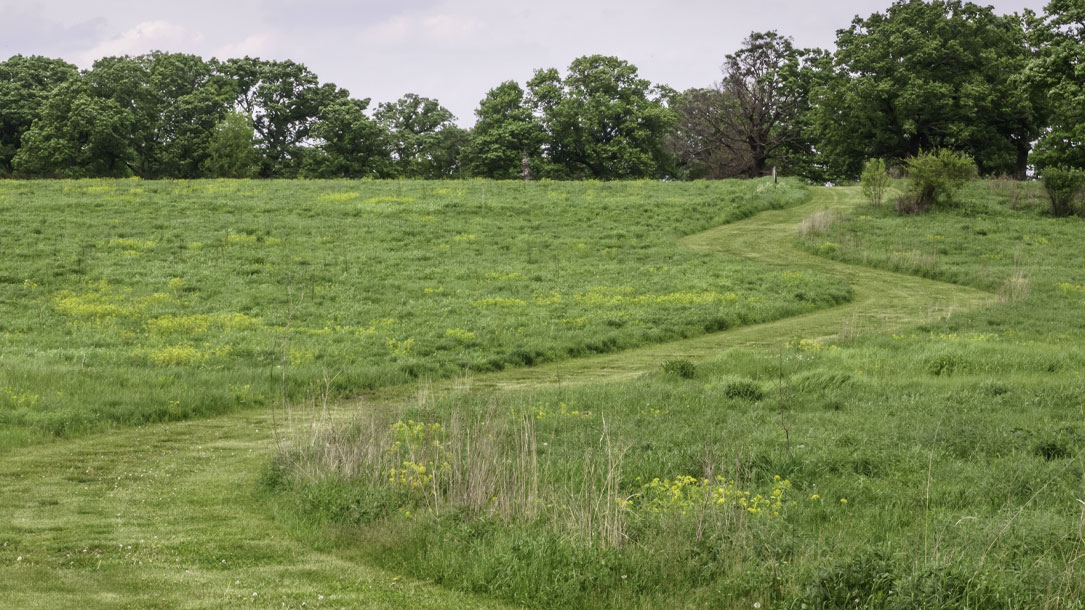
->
[723, 378, 764, 401]
[1041, 166, 1085, 217]
[661, 359, 696, 379]
[860, 158, 890, 207]
[897, 149, 977, 213]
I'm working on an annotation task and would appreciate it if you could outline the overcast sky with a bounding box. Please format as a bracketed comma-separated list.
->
[0, 0, 1049, 125]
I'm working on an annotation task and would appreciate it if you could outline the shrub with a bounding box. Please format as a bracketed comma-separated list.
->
[1041, 166, 1085, 217]
[723, 378, 764, 401]
[894, 192, 925, 215]
[860, 158, 890, 207]
[661, 359, 696, 379]
[897, 149, 977, 213]
[926, 353, 966, 376]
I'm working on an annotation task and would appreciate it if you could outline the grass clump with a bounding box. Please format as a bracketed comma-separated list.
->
[723, 378, 764, 400]
[797, 208, 841, 238]
[660, 358, 696, 379]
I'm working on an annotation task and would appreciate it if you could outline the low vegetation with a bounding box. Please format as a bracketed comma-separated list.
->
[1042, 166, 1085, 217]
[895, 149, 978, 214]
[0, 177, 853, 446]
[270, 180, 1085, 609]
[860, 158, 890, 208]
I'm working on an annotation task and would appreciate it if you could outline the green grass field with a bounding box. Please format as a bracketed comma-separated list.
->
[273, 182, 1084, 609]
[0, 178, 850, 447]
[1, 178, 1082, 609]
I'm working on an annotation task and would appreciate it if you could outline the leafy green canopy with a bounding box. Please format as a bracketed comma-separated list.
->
[1027, 0, 1085, 170]
[0, 55, 78, 177]
[462, 81, 543, 180]
[374, 93, 466, 179]
[811, 0, 1040, 179]
[527, 55, 675, 179]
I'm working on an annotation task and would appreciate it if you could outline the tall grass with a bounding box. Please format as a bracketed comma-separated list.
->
[271, 180, 1085, 608]
[0, 178, 852, 447]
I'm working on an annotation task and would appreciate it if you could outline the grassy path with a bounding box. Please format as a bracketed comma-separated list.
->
[466, 186, 992, 390]
[0, 187, 993, 608]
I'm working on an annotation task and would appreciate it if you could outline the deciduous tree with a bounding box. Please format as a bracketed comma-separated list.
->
[0, 55, 78, 176]
[1027, 0, 1085, 169]
[527, 56, 674, 179]
[13, 80, 135, 177]
[375, 93, 464, 178]
[217, 57, 348, 177]
[304, 98, 392, 178]
[202, 111, 259, 178]
[668, 33, 819, 179]
[462, 81, 543, 179]
[811, 0, 1040, 178]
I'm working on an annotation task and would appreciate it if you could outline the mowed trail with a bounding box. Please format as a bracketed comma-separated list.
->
[468, 186, 992, 390]
[0, 187, 993, 609]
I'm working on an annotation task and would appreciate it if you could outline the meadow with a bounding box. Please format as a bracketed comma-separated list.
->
[270, 181, 1085, 609]
[0, 178, 850, 447]
[1, 177, 1081, 609]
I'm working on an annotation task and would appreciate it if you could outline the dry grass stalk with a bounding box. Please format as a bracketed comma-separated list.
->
[797, 209, 841, 238]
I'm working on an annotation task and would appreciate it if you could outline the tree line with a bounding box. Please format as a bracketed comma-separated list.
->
[0, 0, 1080, 181]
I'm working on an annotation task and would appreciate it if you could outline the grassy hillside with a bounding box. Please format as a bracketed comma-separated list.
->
[272, 183, 1084, 609]
[0, 178, 853, 447]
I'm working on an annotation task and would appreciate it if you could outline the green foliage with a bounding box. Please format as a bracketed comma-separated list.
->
[723, 378, 764, 400]
[12, 80, 135, 178]
[217, 57, 349, 177]
[74, 53, 238, 179]
[720, 31, 817, 178]
[1041, 165, 1085, 217]
[462, 81, 543, 179]
[303, 98, 391, 179]
[860, 158, 890, 207]
[812, 0, 1040, 178]
[669, 33, 822, 180]
[0, 55, 79, 177]
[375, 93, 465, 179]
[898, 149, 977, 213]
[1026, 0, 1085, 170]
[527, 55, 675, 179]
[660, 358, 696, 379]
[0, 178, 837, 442]
[202, 111, 259, 178]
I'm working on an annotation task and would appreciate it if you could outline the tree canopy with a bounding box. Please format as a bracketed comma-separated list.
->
[2, 1, 1082, 181]
[1027, 0, 1085, 169]
[527, 55, 675, 179]
[811, 0, 1041, 178]
[462, 81, 543, 179]
[0, 55, 79, 177]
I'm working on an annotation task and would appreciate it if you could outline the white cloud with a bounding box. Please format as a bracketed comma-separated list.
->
[421, 14, 484, 41]
[215, 33, 274, 60]
[361, 13, 483, 46]
[74, 20, 201, 66]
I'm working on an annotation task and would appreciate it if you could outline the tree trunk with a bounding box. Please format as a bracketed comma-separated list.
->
[1014, 139, 1029, 180]
[521, 150, 532, 181]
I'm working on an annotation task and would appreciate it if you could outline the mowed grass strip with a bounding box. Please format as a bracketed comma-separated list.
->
[0, 178, 850, 445]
